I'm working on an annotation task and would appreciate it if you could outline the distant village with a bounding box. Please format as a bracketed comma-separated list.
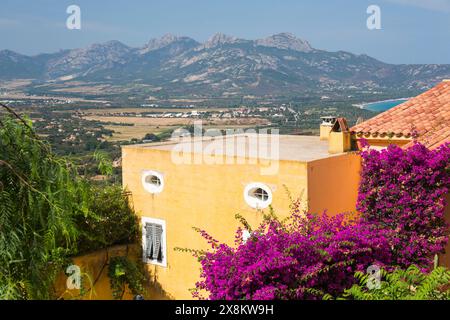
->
[76, 104, 338, 122]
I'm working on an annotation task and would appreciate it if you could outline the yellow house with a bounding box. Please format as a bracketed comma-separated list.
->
[122, 131, 360, 299]
[122, 79, 450, 300]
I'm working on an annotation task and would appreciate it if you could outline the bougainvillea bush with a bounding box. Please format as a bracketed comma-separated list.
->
[180, 142, 450, 300]
[357, 142, 450, 268]
[186, 203, 393, 300]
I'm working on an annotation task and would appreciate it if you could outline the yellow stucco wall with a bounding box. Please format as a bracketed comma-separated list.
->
[440, 193, 450, 269]
[122, 145, 360, 299]
[122, 146, 308, 299]
[54, 245, 139, 300]
[307, 153, 361, 216]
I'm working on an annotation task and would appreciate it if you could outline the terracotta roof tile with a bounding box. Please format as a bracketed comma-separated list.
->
[351, 81, 450, 149]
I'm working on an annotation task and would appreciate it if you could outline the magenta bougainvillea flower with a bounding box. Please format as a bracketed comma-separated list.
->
[192, 206, 393, 300]
[357, 141, 450, 268]
[188, 142, 450, 300]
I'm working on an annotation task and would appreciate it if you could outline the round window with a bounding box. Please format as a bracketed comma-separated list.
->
[142, 170, 164, 194]
[244, 183, 272, 209]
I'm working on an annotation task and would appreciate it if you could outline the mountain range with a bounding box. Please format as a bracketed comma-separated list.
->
[1, 33, 449, 97]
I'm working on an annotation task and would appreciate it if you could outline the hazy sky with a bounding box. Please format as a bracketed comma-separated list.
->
[0, 0, 449, 64]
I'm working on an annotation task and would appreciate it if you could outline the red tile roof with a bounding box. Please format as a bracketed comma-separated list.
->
[351, 80, 450, 149]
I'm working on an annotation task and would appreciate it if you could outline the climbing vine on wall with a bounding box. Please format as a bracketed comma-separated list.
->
[108, 256, 146, 299]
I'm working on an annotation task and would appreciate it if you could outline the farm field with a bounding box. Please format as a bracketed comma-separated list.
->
[85, 115, 269, 141]
[103, 124, 173, 141]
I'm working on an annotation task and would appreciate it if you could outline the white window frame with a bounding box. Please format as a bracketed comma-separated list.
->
[244, 182, 273, 209]
[141, 217, 167, 267]
[141, 170, 164, 194]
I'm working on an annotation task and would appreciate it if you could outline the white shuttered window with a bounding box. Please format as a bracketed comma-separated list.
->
[142, 217, 167, 267]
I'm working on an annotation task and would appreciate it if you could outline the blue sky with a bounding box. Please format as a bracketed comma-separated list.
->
[0, 0, 449, 64]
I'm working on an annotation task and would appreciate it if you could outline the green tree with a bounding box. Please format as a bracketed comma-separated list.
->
[0, 113, 91, 299]
[0, 106, 140, 299]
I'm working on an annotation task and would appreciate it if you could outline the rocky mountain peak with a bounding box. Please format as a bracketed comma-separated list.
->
[140, 33, 198, 54]
[202, 33, 242, 49]
[0, 33, 447, 95]
[83, 40, 131, 55]
[256, 32, 313, 52]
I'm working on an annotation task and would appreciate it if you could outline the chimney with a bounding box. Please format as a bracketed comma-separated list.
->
[320, 116, 336, 140]
[328, 117, 351, 154]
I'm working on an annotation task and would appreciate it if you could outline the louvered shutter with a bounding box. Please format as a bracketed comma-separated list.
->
[145, 223, 154, 259]
[145, 223, 164, 261]
[153, 224, 163, 260]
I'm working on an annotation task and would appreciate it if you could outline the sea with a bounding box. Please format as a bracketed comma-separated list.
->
[357, 98, 409, 112]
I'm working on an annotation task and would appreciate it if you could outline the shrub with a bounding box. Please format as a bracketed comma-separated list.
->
[75, 184, 139, 255]
[357, 142, 450, 268]
[183, 201, 393, 300]
[341, 265, 450, 300]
